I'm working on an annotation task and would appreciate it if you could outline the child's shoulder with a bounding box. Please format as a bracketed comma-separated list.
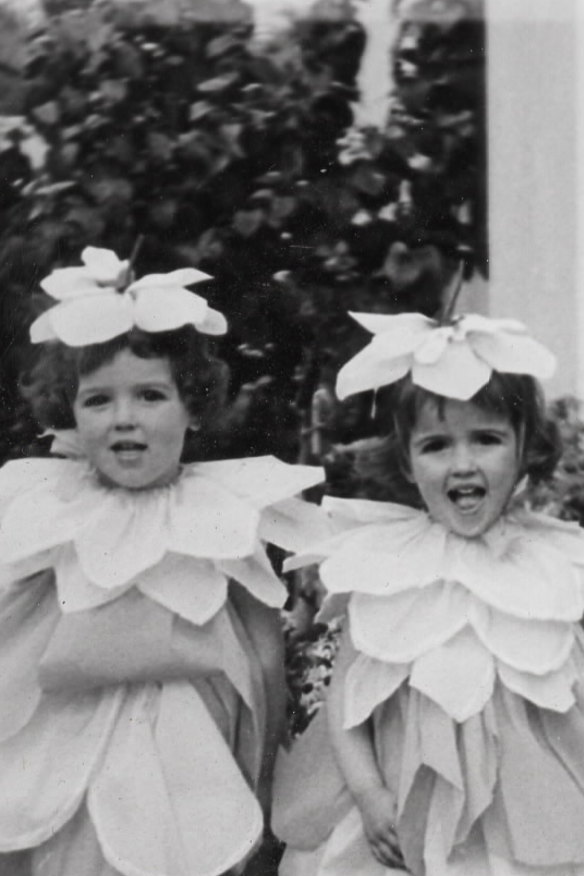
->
[0, 457, 78, 511]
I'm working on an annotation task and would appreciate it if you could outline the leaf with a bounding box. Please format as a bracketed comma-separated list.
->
[148, 199, 178, 229]
[189, 101, 214, 122]
[350, 165, 386, 197]
[65, 205, 105, 237]
[99, 79, 128, 104]
[32, 101, 60, 126]
[197, 73, 238, 93]
[233, 209, 264, 237]
[147, 131, 174, 163]
[205, 33, 239, 59]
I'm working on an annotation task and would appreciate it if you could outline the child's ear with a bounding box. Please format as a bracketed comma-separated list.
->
[188, 418, 200, 433]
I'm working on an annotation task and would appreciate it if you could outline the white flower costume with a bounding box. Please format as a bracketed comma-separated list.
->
[0, 454, 324, 876]
[273, 497, 584, 876]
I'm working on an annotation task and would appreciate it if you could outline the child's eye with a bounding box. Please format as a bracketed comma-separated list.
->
[476, 432, 503, 446]
[139, 389, 167, 402]
[81, 394, 109, 408]
[420, 438, 448, 453]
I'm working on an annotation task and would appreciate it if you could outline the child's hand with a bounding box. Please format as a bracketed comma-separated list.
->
[355, 786, 405, 870]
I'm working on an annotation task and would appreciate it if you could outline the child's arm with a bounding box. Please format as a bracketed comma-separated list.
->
[327, 630, 404, 869]
[229, 582, 287, 817]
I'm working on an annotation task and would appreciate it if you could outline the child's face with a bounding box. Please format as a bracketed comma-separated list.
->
[73, 349, 192, 490]
[408, 398, 520, 537]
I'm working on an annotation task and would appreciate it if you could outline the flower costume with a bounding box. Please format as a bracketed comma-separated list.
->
[272, 308, 584, 875]
[274, 497, 584, 876]
[0, 247, 326, 876]
[0, 454, 325, 876]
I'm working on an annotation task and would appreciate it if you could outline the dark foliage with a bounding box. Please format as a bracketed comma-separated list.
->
[0, 0, 486, 466]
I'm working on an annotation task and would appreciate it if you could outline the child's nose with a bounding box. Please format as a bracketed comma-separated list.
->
[112, 398, 136, 429]
[451, 442, 477, 474]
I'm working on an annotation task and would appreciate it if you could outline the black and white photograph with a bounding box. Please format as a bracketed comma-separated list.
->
[0, 1, 582, 874]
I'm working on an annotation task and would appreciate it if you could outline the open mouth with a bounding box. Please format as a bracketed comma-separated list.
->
[110, 441, 147, 454]
[447, 485, 486, 511]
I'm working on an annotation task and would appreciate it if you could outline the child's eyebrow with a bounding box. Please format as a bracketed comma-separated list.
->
[76, 380, 173, 395]
[410, 431, 448, 446]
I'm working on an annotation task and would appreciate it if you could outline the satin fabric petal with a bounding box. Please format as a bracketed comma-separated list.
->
[219, 547, 287, 609]
[349, 584, 475, 663]
[413, 339, 492, 401]
[168, 475, 259, 560]
[55, 545, 132, 612]
[344, 655, 409, 729]
[259, 498, 335, 554]
[137, 555, 228, 625]
[471, 330, 556, 379]
[89, 683, 263, 876]
[47, 295, 134, 347]
[473, 607, 575, 675]
[132, 287, 210, 333]
[81, 247, 128, 284]
[0, 574, 59, 743]
[335, 346, 411, 400]
[0, 687, 123, 850]
[497, 661, 577, 713]
[40, 268, 104, 299]
[199, 457, 325, 509]
[410, 628, 495, 722]
[348, 310, 434, 337]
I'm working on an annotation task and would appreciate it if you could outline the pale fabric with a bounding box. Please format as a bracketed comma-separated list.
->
[275, 499, 584, 876]
[0, 456, 324, 876]
[335, 311, 556, 401]
[30, 246, 227, 345]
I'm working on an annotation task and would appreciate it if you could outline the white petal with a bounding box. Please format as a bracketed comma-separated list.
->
[29, 309, 58, 343]
[470, 331, 556, 379]
[56, 544, 131, 611]
[344, 655, 410, 728]
[89, 683, 263, 876]
[336, 346, 411, 399]
[219, 547, 287, 608]
[47, 295, 134, 346]
[81, 246, 128, 283]
[196, 306, 228, 335]
[458, 314, 527, 336]
[75, 490, 168, 588]
[0, 686, 123, 849]
[414, 327, 451, 364]
[138, 555, 228, 625]
[472, 606, 575, 674]
[133, 287, 209, 332]
[410, 627, 495, 721]
[129, 267, 212, 290]
[259, 497, 333, 554]
[169, 473, 259, 559]
[412, 339, 492, 400]
[349, 311, 434, 336]
[498, 659, 577, 712]
[40, 268, 101, 300]
[198, 456, 324, 509]
[349, 582, 470, 663]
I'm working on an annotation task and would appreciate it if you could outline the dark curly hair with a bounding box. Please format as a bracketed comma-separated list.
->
[21, 327, 228, 433]
[326, 371, 562, 508]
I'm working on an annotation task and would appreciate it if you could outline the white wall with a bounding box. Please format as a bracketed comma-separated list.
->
[486, 0, 583, 397]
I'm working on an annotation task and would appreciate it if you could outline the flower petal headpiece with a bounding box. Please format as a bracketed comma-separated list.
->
[30, 246, 227, 346]
[336, 311, 556, 402]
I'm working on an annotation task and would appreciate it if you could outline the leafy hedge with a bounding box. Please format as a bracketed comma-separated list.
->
[0, 0, 486, 465]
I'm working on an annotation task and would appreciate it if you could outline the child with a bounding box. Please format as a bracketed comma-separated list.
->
[0, 246, 325, 876]
[273, 310, 584, 875]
